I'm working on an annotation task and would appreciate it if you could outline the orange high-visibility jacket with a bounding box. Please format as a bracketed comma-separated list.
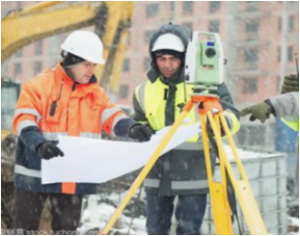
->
[13, 64, 132, 194]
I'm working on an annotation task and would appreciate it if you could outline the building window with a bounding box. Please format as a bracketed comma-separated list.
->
[242, 78, 258, 94]
[122, 58, 130, 72]
[208, 20, 219, 33]
[35, 40, 43, 55]
[245, 1, 259, 11]
[16, 1, 22, 8]
[278, 17, 281, 31]
[34, 61, 42, 74]
[244, 49, 258, 70]
[170, 2, 175, 12]
[209, 1, 221, 13]
[277, 47, 281, 62]
[119, 84, 129, 99]
[245, 20, 259, 32]
[143, 57, 151, 71]
[14, 63, 22, 75]
[289, 15, 294, 31]
[182, 22, 193, 31]
[144, 30, 155, 44]
[16, 50, 22, 58]
[146, 3, 159, 17]
[288, 46, 293, 62]
[244, 49, 258, 62]
[183, 1, 193, 14]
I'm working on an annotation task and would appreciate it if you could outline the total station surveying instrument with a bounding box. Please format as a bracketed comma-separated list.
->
[100, 32, 268, 235]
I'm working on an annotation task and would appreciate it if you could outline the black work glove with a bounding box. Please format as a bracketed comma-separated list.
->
[281, 74, 299, 94]
[36, 141, 64, 160]
[240, 100, 275, 123]
[128, 124, 154, 142]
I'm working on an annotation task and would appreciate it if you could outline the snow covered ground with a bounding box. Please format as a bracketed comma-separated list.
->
[78, 190, 299, 235]
[76, 146, 298, 235]
[78, 192, 147, 235]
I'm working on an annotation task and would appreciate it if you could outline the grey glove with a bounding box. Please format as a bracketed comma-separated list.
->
[36, 141, 64, 160]
[240, 100, 275, 123]
[281, 74, 299, 94]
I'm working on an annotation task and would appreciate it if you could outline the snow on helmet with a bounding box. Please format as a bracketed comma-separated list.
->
[151, 33, 185, 52]
[61, 31, 105, 64]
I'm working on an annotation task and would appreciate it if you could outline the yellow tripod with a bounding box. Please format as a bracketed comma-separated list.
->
[100, 94, 268, 235]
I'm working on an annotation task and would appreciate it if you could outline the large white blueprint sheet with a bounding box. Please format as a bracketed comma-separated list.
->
[42, 122, 200, 184]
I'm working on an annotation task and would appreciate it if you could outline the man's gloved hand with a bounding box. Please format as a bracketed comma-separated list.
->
[36, 141, 64, 160]
[128, 124, 154, 142]
[281, 74, 299, 94]
[240, 100, 275, 123]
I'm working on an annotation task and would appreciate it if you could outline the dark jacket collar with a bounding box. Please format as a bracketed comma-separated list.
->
[60, 63, 98, 85]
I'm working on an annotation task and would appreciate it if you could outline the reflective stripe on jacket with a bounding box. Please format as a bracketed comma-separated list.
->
[12, 64, 128, 194]
[133, 76, 240, 195]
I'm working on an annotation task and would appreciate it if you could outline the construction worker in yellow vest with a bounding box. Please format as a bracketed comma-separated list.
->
[240, 75, 299, 196]
[132, 23, 240, 235]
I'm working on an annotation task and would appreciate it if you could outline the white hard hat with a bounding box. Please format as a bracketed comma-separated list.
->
[151, 33, 185, 52]
[61, 31, 105, 64]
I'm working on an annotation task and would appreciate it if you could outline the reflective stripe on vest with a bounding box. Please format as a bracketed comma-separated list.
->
[17, 120, 38, 135]
[15, 164, 41, 178]
[135, 79, 199, 142]
[144, 178, 209, 190]
[144, 178, 160, 188]
[281, 93, 299, 131]
[171, 180, 209, 190]
[102, 106, 123, 126]
[42, 132, 102, 141]
[281, 119, 299, 131]
[15, 165, 77, 194]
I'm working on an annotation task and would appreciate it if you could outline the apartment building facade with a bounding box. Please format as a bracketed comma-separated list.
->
[2, 1, 299, 152]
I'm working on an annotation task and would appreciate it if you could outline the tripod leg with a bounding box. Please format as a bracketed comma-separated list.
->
[201, 113, 233, 235]
[100, 101, 194, 235]
[218, 112, 268, 235]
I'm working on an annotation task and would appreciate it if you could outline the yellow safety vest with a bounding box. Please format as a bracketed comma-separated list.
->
[135, 79, 240, 143]
[135, 79, 199, 142]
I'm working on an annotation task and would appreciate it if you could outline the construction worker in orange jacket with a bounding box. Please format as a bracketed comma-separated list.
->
[12, 31, 153, 234]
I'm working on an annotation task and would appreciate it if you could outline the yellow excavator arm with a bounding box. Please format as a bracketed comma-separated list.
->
[1, 1, 135, 92]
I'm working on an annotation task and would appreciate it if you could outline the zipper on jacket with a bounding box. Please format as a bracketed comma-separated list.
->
[164, 88, 168, 100]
